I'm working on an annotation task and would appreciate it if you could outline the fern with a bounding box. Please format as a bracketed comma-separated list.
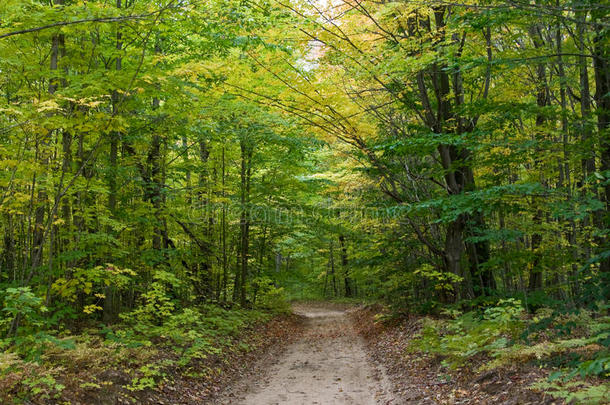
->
[532, 380, 610, 405]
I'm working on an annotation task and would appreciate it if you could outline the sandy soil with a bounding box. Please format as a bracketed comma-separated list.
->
[217, 303, 396, 405]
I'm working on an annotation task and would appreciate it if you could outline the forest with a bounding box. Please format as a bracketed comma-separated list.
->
[0, 0, 608, 403]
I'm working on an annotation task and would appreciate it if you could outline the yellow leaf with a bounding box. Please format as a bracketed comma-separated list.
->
[83, 304, 102, 314]
[36, 99, 60, 112]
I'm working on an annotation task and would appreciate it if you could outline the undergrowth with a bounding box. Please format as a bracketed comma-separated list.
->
[407, 299, 610, 404]
[0, 284, 290, 404]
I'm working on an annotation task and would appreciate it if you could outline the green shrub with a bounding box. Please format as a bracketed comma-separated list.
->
[410, 302, 609, 402]
[1, 287, 46, 337]
[532, 380, 609, 405]
[253, 278, 290, 313]
[409, 299, 525, 369]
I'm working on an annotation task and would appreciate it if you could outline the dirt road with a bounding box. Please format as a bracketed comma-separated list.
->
[218, 303, 395, 404]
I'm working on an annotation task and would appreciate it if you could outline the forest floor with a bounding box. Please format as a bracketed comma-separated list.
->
[350, 306, 559, 405]
[0, 309, 305, 404]
[214, 301, 396, 404]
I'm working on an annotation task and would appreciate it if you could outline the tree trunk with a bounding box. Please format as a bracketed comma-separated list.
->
[329, 240, 337, 296]
[577, 11, 595, 181]
[221, 145, 228, 302]
[338, 235, 352, 297]
[239, 140, 252, 307]
[592, 11, 610, 282]
[252, 225, 268, 305]
[527, 24, 548, 291]
[232, 235, 241, 303]
[148, 40, 164, 260]
[104, 0, 123, 323]
[2, 214, 15, 280]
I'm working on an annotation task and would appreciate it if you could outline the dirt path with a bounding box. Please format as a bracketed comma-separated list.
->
[217, 303, 395, 405]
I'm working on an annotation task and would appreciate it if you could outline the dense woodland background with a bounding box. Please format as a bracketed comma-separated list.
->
[0, 0, 608, 403]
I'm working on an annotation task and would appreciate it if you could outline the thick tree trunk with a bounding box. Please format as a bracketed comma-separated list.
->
[429, 7, 495, 297]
